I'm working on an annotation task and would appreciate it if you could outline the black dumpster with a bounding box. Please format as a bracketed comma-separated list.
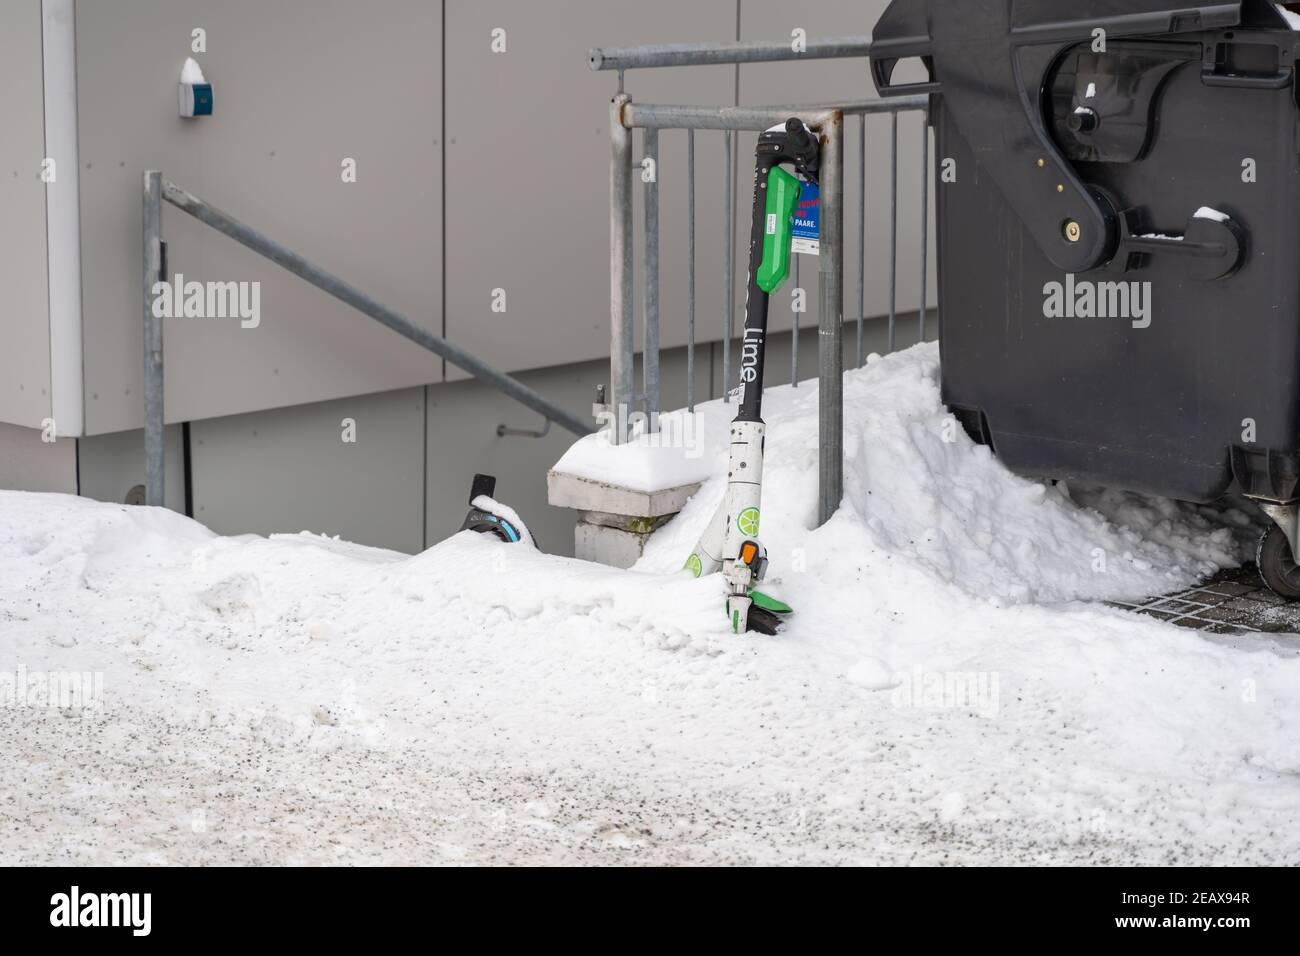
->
[871, 0, 1300, 596]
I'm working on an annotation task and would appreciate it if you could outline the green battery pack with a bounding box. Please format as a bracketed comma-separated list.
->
[755, 165, 802, 294]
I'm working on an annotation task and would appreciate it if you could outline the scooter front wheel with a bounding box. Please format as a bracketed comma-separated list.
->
[746, 606, 783, 636]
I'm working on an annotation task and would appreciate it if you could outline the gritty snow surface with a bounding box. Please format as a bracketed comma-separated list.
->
[3, 344, 1299, 866]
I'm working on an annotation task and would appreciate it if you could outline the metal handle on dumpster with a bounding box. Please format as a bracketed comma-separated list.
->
[1107, 210, 1244, 282]
[870, 50, 939, 96]
[1201, 69, 1293, 90]
[1200, 27, 1296, 90]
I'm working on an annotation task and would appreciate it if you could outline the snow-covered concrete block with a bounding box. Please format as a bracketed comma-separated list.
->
[547, 470, 699, 518]
[548, 407, 718, 565]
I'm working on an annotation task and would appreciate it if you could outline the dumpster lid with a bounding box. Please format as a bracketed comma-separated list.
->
[1011, 2, 1242, 36]
[872, 1, 1244, 60]
[870, 2, 1247, 89]
[869, 1, 1266, 276]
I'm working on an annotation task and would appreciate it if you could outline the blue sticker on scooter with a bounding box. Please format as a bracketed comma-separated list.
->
[792, 183, 819, 255]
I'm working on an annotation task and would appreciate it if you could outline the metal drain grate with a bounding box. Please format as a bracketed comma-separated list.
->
[1109, 566, 1300, 635]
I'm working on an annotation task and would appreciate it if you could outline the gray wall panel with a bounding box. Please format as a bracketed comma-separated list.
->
[0, 0, 53, 429]
[75, 0, 443, 434]
[78, 424, 187, 511]
[442, 0, 739, 381]
[189, 387, 426, 554]
[0, 422, 76, 494]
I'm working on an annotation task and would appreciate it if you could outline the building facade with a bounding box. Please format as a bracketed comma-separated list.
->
[0, 0, 932, 553]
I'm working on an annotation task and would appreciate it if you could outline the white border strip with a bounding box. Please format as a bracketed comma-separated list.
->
[42, 0, 83, 437]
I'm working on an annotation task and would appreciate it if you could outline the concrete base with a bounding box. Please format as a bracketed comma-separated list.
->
[574, 522, 647, 569]
[547, 469, 700, 568]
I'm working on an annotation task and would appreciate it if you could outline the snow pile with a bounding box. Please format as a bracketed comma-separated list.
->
[3, 344, 1299, 865]
[638, 344, 1256, 605]
[180, 57, 206, 85]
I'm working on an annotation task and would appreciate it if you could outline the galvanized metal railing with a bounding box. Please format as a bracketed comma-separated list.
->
[592, 36, 931, 525]
[140, 172, 592, 508]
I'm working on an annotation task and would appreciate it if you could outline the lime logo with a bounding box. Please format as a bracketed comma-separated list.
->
[737, 507, 760, 536]
[685, 553, 703, 577]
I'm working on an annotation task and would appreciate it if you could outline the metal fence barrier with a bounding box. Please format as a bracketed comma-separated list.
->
[593, 36, 930, 525]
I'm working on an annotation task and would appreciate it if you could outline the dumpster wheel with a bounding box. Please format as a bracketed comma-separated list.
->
[1256, 524, 1300, 600]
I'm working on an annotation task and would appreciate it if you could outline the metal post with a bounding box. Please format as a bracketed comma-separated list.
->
[722, 130, 734, 401]
[610, 94, 634, 443]
[857, 114, 866, 367]
[918, 111, 930, 342]
[818, 112, 844, 526]
[686, 128, 696, 412]
[642, 127, 660, 426]
[888, 110, 899, 353]
[142, 170, 164, 508]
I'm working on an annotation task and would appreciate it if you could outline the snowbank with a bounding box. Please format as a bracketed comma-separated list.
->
[3, 344, 1299, 865]
[634, 343, 1256, 605]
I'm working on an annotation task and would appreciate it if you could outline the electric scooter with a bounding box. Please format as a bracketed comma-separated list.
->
[683, 117, 820, 635]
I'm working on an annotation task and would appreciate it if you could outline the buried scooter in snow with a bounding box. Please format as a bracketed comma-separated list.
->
[458, 473, 535, 547]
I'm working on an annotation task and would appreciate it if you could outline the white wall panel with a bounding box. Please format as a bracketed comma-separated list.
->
[0, 0, 54, 429]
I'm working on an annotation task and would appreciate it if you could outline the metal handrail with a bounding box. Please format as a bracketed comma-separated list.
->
[140, 171, 591, 507]
[589, 36, 874, 72]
